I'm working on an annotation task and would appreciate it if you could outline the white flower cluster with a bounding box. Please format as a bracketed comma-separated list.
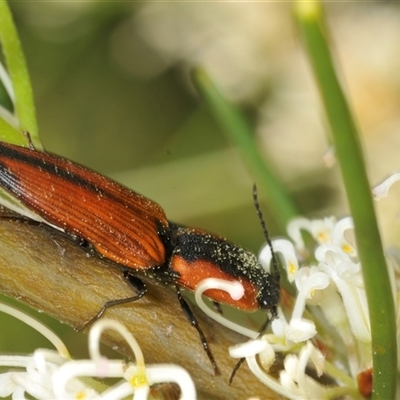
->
[0, 304, 195, 400]
[196, 216, 376, 399]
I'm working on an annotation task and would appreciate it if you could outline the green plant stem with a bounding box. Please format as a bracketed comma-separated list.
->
[0, 115, 26, 145]
[192, 68, 300, 233]
[294, 3, 396, 399]
[0, 0, 41, 149]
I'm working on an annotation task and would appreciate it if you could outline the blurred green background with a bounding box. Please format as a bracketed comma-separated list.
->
[11, 2, 282, 245]
[1, 0, 400, 368]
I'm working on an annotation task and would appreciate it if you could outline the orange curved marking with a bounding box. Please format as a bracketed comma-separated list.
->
[171, 255, 259, 311]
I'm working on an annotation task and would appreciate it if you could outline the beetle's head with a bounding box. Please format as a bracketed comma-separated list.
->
[257, 271, 280, 317]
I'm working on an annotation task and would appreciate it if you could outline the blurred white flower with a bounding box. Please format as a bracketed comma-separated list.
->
[373, 171, 400, 200]
[0, 304, 196, 400]
[259, 238, 299, 282]
[112, 3, 291, 103]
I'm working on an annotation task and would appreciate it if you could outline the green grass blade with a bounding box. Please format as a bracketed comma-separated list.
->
[294, 3, 397, 399]
[0, 116, 28, 145]
[0, 0, 42, 149]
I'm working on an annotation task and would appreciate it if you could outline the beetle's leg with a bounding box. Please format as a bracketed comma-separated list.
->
[229, 314, 276, 384]
[77, 271, 146, 331]
[175, 286, 220, 375]
[229, 358, 245, 385]
[0, 211, 40, 224]
[212, 301, 223, 315]
[0, 213, 98, 256]
[23, 131, 36, 149]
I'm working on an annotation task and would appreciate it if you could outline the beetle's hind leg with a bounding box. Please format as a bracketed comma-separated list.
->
[175, 286, 220, 375]
[77, 271, 146, 331]
[0, 208, 41, 224]
[212, 301, 223, 314]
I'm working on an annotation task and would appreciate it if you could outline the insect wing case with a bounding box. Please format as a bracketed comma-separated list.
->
[0, 141, 169, 270]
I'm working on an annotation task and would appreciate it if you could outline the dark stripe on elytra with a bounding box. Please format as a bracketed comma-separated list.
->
[0, 143, 149, 216]
[0, 162, 21, 195]
[0, 143, 169, 254]
[0, 158, 167, 264]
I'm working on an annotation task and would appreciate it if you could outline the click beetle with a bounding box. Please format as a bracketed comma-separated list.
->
[0, 140, 280, 374]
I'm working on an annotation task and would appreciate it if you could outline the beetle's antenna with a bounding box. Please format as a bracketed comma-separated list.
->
[252, 184, 280, 281]
[230, 184, 280, 385]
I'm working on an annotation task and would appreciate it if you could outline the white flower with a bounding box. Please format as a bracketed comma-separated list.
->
[373, 172, 400, 199]
[0, 348, 98, 400]
[194, 278, 259, 339]
[0, 303, 196, 400]
[316, 246, 371, 343]
[331, 216, 357, 257]
[279, 342, 326, 399]
[285, 266, 329, 342]
[230, 337, 327, 400]
[222, 216, 375, 398]
[287, 217, 337, 250]
[259, 238, 299, 282]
